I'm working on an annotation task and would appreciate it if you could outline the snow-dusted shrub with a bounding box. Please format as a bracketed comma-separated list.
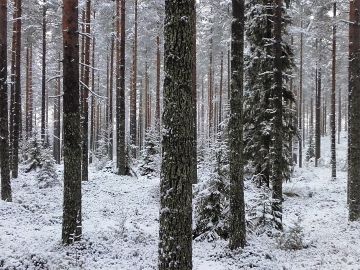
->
[138, 126, 161, 178]
[37, 147, 59, 189]
[193, 139, 229, 241]
[93, 129, 111, 171]
[22, 134, 59, 188]
[305, 136, 315, 162]
[278, 218, 305, 250]
[247, 190, 277, 235]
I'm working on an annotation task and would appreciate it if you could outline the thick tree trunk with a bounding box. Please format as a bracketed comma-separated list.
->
[229, 0, 246, 249]
[0, 0, 12, 202]
[159, 1, 195, 269]
[330, 2, 336, 180]
[348, 0, 360, 221]
[62, 0, 82, 244]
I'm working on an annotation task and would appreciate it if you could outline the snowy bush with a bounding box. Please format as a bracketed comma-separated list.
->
[247, 190, 277, 235]
[37, 147, 59, 189]
[22, 134, 59, 188]
[278, 218, 306, 250]
[138, 126, 161, 178]
[193, 138, 229, 241]
[93, 129, 111, 171]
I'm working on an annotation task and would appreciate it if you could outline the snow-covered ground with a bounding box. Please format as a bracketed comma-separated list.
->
[1, 132, 359, 269]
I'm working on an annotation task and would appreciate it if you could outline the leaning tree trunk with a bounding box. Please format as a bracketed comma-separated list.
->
[159, 1, 196, 269]
[0, 0, 12, 202]
[229, 0, 246, 249]
[62, 0, 82, 244]
[348, 0, 360, 221]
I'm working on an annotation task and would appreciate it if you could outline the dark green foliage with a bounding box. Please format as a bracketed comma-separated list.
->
[22, 134, 59, 188]
[306, 136, 315, 162]
[193, 139, 229, 241]
[244, 1, 296, 185]
[139, 126, 160, 178]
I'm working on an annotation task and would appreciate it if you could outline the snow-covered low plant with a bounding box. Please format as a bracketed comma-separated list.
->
[37, 147, 59, 189]
[22, 133, 59, 188]
[138, 126, 161, 178]
[193, 138, 229, 241]
[278, 217, 306, 250]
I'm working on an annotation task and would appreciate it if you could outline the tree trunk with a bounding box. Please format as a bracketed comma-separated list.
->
[271, 0, 284, 231]
[156, 35, 161, 131]
[62, 0, 82, 244]
[330, 2, 336, 180]
[0, 0, 12, 202]
[81, 0, 90, 181]
[109, 36, 114, 160]
[229, 0, 246, 249]
[298, 18, 303, 168]
[159, 0, 195, 268]
[348, 0, 360, 221]
[315, 40, 321, 167]
[130, 0, 138, 156]
[41, 1, 47, 143]
[116, 0, 126, 175]
[53, 53, 62, 164]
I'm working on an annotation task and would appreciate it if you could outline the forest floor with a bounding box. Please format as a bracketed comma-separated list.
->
[1, 133, 359, 270]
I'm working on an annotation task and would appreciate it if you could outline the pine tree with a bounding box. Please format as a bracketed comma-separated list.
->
[0, 0, 12, 202]
[229, 0, 246, 250]
[159, 0, 196, 268]
[62, 0, 82, 244]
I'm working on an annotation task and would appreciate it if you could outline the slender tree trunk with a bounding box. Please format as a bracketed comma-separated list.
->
[330, 2, 336, 180]
[298, 18, 303, 168]
[53, 53, 61, 164]
[271, 0, 284, 231]
[156, 35, 161, 131]
[41, 1, 47, 143]
[348, 0, 360, 221]
[109, 36, 114, 160]
[159, 0, 195, 268]
[338, 86, 341, 144]
[11, 0, 21, 179]
[315, 39, 321, 167]
[229, 0, 246, 249]
[219, 51, 224, 126]
[89, 34, 95, 164]
[208, 39, 213, 141]
[62, 0, 82, 244]
[0, 0, 12, 202]
[81, 0, 90, 181]
[130, 0, 138, 156]
[116, 0, 127, 175]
